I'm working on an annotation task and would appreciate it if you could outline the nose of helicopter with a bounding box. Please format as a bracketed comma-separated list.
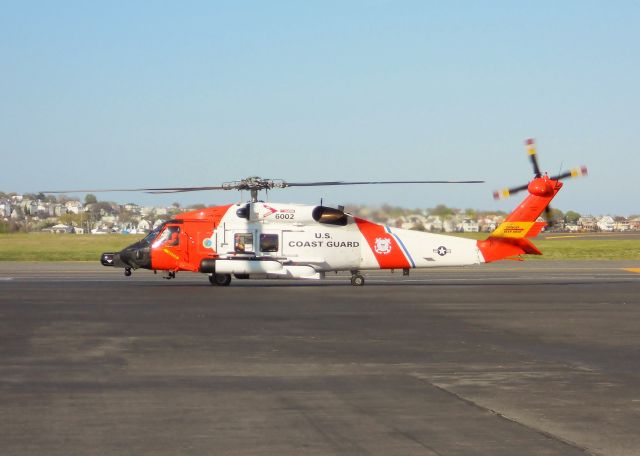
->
[100, 240, 152, 270]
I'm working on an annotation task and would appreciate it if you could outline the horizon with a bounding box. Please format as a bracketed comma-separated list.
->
[2, 189, 637, 218]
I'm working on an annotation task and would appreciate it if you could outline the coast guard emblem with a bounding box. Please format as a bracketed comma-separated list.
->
[374, 237, 392, 254]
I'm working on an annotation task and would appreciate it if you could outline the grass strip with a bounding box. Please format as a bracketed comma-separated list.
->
[0, 232, 638, 261]
[0, 233, 142, 261]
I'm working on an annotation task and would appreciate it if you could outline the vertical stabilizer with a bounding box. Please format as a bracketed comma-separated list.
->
[477, 176, 562, 263]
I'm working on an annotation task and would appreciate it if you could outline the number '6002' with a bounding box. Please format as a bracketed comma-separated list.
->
[275, 213, 294, 220]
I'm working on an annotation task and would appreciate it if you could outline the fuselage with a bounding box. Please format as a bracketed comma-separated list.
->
[104, 201, 484, 280]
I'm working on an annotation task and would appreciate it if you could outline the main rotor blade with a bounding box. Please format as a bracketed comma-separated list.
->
[145, 186, 227, 194]
[42, 178, 486, 195]
[41, 186, 227, 194]
[285, 180, 484, 187]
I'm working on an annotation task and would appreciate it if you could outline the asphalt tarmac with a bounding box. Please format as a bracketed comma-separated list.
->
[1, 261, 640, 455]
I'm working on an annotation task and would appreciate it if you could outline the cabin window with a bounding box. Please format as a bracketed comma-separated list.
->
[260, 234, 279, 252]
[234, 233, 253, 253]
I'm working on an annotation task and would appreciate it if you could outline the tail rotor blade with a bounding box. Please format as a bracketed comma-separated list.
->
[549, 166, 588, 182]
[526, 138, 542, 177]
[544, 206, 554, 227]
[493, 183, 529, 200]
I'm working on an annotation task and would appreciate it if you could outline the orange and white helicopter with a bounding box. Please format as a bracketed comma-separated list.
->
[51, 139, 586, 286]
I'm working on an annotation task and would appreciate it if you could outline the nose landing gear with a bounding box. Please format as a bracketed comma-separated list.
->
[124, 268, 132, 277]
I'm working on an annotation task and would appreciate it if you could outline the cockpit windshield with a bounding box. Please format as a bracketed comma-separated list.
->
[142, 223, 165, 245]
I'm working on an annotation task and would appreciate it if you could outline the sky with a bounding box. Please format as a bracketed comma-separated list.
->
[1, 1, 638, 215]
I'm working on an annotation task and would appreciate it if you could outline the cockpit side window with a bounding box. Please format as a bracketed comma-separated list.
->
[152, 226, 180, 248]
[165, 226, 180, 246]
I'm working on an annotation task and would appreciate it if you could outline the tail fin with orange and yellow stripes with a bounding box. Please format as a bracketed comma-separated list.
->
[477, 175, 561, 263]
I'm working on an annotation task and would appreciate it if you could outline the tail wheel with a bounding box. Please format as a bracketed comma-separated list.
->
[209, 273, 232, 286]
[350, 273, 365, 286]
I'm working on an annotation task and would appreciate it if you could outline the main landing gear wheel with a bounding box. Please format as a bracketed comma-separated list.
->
[350, 273, 365, 286]
[209, 273, 232, 286]
[124, 268, 132, 277]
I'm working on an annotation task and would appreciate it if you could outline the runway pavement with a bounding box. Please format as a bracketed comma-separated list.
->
[1, 261, 640, 455]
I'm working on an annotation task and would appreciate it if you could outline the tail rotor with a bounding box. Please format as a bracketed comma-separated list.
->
[493, 138, 587, 228]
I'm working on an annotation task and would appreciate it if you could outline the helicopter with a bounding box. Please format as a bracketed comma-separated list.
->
[45, 139, 586, 286]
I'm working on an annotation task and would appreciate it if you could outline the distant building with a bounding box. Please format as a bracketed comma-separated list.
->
[614, 217, 630, 231]
[458, 218, 479, 232]
[0, 202, 11, 217]
[43, 224, 73, 234]
[65, 200, 83, 214]
[578, 216, 597, 231]
[596, 216, 615, 232]
[137, 219, 152, 232]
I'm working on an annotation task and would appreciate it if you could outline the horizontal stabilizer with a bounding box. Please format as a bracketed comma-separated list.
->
[477, 237, 542, 263]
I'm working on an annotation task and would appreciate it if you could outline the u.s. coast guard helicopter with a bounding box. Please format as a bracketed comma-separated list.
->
[49, 139, 586, 286]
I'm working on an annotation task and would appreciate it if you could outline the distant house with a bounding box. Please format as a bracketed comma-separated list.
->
[10, 208, 22, 219]
[0, 202, 11, 217]
[400, 215, 427, 230]
[44, 224, 73, 234]
[65, 200, 83, 214]
[439, 218, 456, 232]
[26, 200, 38, 215]
[614, 217, 630, 231]
[596, 216, 615, 232]
[578, 216, 597, 231]
[101, 215, 116, 224]
[458, 218, 479, 232]
[478, 216, 502, 232]
[53, 204, 65, 217]
[137, 219, 152, 232]
[421, 217, 438, 232]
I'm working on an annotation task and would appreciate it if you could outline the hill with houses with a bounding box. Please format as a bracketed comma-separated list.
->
[1, 192, 638, 235]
